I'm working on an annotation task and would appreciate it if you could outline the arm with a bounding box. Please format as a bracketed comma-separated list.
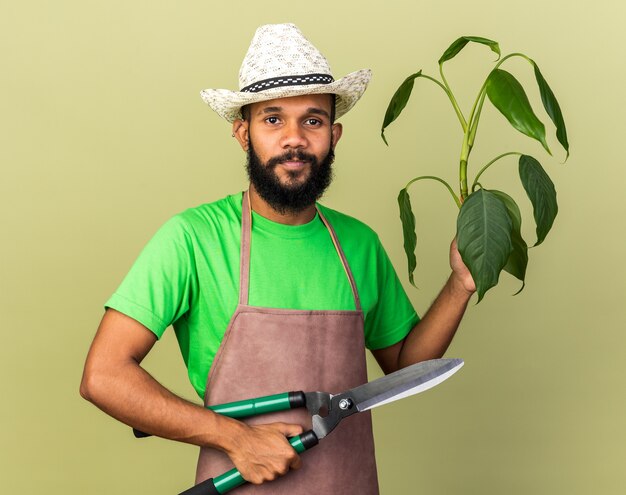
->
[80, 308, 303, 484]
[372, 239, 475, 374]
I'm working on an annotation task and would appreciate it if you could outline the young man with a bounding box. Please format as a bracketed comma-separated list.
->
[80, 24, 475, 494]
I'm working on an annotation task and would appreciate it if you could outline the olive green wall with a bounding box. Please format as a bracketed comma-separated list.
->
[2, 1, 625, 493]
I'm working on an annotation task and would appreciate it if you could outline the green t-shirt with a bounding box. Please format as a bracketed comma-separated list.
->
[106, 192, 419, 398]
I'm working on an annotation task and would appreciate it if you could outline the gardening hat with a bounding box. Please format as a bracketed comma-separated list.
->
[200, 23, 372, 123]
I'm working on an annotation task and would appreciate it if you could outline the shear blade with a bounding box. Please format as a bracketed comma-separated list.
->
[351, 358, 464, 412]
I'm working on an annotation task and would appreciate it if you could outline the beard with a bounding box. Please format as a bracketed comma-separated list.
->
[245, 139, 335, 215]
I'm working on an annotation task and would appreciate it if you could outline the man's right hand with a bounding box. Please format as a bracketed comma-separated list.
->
[81, 309, 304, 485]
[224, 421, 304, 484]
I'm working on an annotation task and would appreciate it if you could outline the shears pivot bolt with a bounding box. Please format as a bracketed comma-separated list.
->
[338, 398, 354, 410]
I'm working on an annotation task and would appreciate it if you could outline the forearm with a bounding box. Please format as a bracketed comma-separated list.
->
[80, 348, 243, 453]
[80, 308, 246, 451]
[81, 347, 305, 484]
[81, 309, 304, 484]
[397, 273, 472, 368]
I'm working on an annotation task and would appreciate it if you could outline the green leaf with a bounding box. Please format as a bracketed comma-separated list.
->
[398, 187, 418, 287]
[532, 62, 570, 159]
[486, 69, 551, 154]
[519, 155, 558, 246]
[381, 71, 423, 145]
[457, 189, 513, 302]
[489, 190, 528, 294]
[438, 36, 501, 65]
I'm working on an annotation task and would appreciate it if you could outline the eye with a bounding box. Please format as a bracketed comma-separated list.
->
[305, 118, 322, 126]
[265, 116, 280, 125]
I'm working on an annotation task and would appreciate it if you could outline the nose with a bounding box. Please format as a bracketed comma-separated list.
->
[279, 121, 308, 149]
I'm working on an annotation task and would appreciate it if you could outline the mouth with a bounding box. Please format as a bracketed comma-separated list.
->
[280, 160, 310, 169]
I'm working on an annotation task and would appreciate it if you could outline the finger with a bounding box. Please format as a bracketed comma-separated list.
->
[241, 466, 266, 485]
[247, 473, 264, 485]
[289, 454, 302, 471]
[272, 422, 304, 437]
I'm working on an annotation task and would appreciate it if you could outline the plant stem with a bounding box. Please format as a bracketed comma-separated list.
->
[437, 66, 468, 132]
[419, 74, 451, 95]
[466, 52, 532, 140]
[468, 90, 487, 147]
[459, 137, 470, 202]
[459, 163, 467, 201]
[405, 175, 462, 209]
[471, 151, 523, 191]
[496, 52, 533, 68]
[459, 52, 532, 200]
[466, 71, 492, 153]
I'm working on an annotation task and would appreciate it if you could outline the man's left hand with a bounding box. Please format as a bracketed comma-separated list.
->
[449, 238, 476, 295]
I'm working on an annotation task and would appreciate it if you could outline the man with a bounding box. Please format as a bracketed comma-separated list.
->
[80, 24, 475, 493]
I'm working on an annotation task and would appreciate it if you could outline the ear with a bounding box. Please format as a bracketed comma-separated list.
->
[232, 119, 250, 151]
[331, 122, 343, 149]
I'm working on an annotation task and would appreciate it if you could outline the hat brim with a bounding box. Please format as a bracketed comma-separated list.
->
[200, 68, 371, 123]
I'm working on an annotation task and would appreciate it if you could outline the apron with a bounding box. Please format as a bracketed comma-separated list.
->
[195, 191, 379, 494]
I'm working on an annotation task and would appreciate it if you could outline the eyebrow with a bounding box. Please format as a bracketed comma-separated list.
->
[256, 106, 331, 119]
[258, 106, 282, 115]
[306, 107, 331, 119]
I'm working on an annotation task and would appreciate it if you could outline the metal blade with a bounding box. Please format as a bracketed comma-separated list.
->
[351, 358, 464, 412]
[310, 358, 464, 440]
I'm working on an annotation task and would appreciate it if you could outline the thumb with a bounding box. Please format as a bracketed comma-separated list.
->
[271, 422, 304, 438]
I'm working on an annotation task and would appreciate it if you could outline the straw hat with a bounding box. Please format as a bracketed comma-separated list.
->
[200, 23, 372, 122]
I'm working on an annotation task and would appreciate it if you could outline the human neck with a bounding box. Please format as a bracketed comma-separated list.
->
[248, 185, 317, 226]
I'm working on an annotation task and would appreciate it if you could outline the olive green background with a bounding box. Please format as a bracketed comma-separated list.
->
[2, 0, 625, 493]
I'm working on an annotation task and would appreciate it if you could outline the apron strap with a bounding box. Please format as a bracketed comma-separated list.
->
[239, 190, 362, 311]
[239, 190, 253, 305]
[316, 207, 363, 312]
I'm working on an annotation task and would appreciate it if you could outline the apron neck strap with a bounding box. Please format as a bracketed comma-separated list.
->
[239, 190, 362, 310]
[239, 190, 253, 306]
[316, 206, 362, 311]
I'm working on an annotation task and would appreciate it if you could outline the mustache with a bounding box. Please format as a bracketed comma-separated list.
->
[266, 150, 318, 168]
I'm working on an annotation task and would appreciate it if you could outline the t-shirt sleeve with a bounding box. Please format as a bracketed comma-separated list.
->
[364, 238, 420, 350]
[104, 215, 194, 339]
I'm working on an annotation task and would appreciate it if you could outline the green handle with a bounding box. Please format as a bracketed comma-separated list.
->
[209, 392, 293, 418]
[133, 391, 305, 438]
[178, 431, 319, 495]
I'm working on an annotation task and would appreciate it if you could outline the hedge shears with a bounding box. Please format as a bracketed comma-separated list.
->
[136, 358, 464, 495]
